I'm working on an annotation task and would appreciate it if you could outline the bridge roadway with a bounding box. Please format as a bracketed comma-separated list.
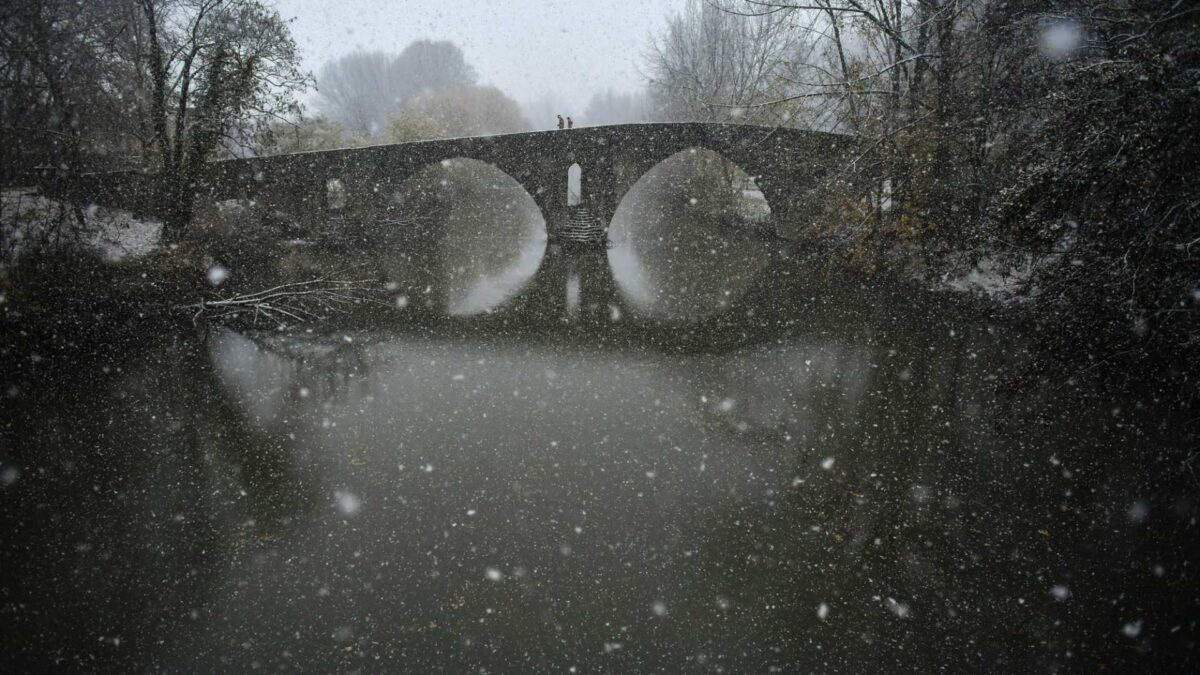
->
[45, 123, 855, 323]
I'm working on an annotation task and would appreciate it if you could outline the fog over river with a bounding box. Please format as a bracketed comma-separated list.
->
[1, 276, 1192, 671]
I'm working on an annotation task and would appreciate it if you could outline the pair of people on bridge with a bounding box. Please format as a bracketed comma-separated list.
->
[556, 114, 573, 130]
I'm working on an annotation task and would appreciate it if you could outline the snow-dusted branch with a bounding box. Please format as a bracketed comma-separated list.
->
[179, 277, 381, 327]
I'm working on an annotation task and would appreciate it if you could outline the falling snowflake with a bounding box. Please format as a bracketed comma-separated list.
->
[334, 490, 361, 515]
[206, 264, 230, 286]
[886, 597, 910, 618]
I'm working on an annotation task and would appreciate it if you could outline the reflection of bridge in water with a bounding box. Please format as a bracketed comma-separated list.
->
[49, 123, 854, 323]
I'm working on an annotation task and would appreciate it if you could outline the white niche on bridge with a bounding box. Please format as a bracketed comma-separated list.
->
[325, 178, 347, 210]
[567, 163, 582, 206]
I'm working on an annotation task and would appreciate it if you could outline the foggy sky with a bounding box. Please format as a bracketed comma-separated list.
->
[274, 0, 686, 126]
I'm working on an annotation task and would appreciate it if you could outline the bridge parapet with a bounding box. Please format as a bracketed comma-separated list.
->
[41, 123, 854, 240]
[34, 123, 857, 325]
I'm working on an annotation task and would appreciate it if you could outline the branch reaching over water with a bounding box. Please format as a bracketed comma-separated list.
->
[180, 277, 382, 327]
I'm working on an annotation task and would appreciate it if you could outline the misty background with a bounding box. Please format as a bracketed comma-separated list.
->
[266, 0, 691, 148]
[276, 0, 686, 129]
[1, 0, 1196, 390]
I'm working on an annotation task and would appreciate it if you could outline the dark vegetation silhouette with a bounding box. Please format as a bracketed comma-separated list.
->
[0, 0, 1196, 400]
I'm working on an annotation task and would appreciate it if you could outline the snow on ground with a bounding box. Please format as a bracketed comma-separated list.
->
[1, 188, 162, 263]
[940, 254, 1034, 302]
[2, 185, 1037, 306]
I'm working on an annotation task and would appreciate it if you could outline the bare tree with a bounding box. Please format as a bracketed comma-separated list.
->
[676, 0, 1200, 387]
[386, 85, 530, 141]
[0, 0, 138, 181]
[314, 51, 396, 137]
[1, 0, 310, 241]
[315, 41, 476, 139]
[582, 88, 653, 126]
[704, 1, 1035, 257]
[130, 0, 311, 235]
[390, 39, 476, 99]
[645, 0, 810, 125]
[259, 115, 346, 155]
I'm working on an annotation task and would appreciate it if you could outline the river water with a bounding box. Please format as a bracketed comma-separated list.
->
[2, 286, 1195, 672]
[1, 162, 1196, 672]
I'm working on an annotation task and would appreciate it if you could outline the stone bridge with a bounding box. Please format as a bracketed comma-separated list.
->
[48, 122, 855, 323]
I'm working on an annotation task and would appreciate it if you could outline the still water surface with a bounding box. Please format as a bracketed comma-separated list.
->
[2, 288, 1194, 671]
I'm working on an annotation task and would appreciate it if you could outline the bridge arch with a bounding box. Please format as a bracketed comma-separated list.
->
[611, 145, 772, 224]
[606, 146, 775, 322]
[386, 156, 548, 316]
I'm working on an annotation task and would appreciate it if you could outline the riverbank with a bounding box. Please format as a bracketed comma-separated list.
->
[0, 186, 1192, 415]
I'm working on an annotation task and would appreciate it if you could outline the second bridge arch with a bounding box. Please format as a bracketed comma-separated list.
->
[606, 146, 775, 322]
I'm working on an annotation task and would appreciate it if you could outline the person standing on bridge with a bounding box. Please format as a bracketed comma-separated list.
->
[557, 114, 564, 130]
[567, 116, 574, 129]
